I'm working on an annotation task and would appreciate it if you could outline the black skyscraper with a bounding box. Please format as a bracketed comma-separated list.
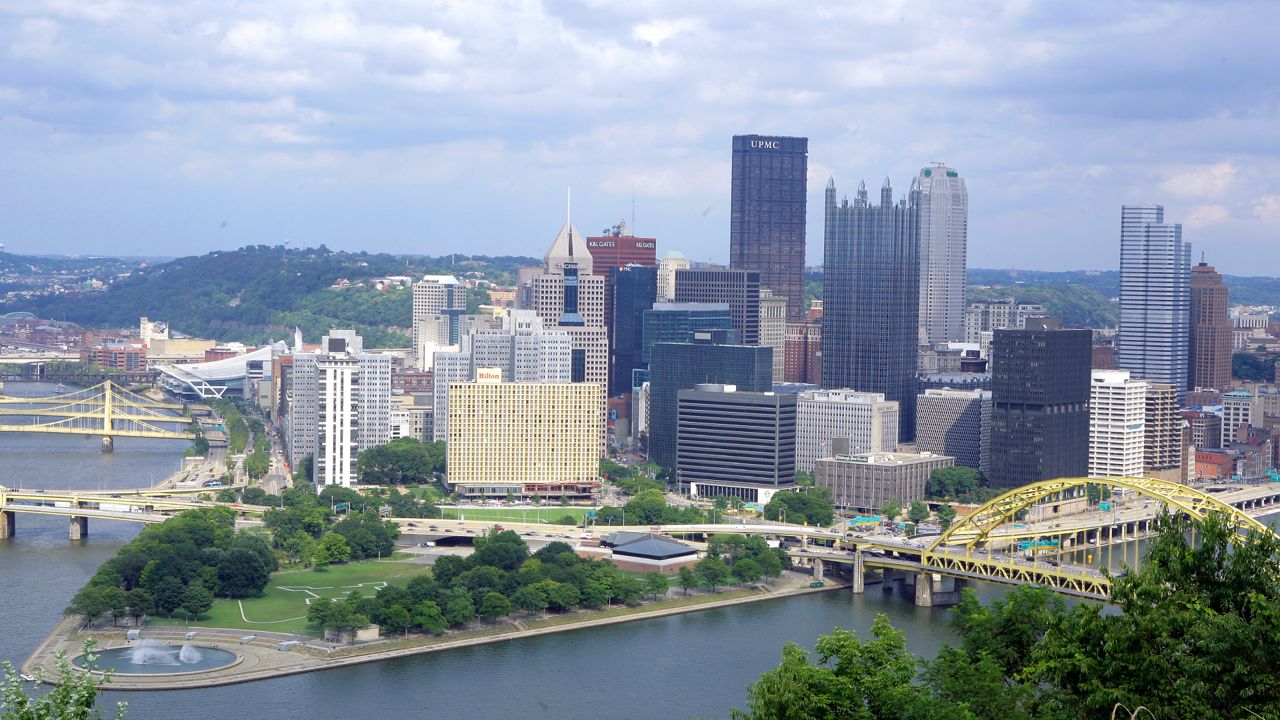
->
[609, 264, 657, 396]
[821, 176, 920, 442]
[988, 318, 1091, 489]
[730, 135, 808, 323]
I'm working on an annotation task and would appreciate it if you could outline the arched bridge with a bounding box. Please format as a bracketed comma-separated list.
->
[0, 380, 193, 446]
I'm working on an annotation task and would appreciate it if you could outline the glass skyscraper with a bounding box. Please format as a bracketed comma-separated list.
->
[917, 164, 968, 344]
[730, 135, 808, 323]
[1116, 204, 1191, 400]
[821, 176, 920, 442]
[609, 265, 657, 396]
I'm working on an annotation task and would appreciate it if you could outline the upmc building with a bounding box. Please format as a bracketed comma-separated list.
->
[585, 235, 658, 273]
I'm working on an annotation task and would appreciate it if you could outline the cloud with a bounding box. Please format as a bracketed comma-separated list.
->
[632, 18, 700, 47]
[1159, 162, 1238, 197]
[1253, 195, 1280, 223]
[1183, 204, 1230, 228]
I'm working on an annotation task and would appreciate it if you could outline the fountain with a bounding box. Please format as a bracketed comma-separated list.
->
[74, 639, 237, 675]
[178, 644, 203, 664]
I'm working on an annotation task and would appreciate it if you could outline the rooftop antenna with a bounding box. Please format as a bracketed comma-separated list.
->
[566, 186, 574, 257]
[631, 191, 636, 235]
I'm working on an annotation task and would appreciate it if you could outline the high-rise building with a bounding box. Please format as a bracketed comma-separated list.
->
[647, 340, 773, 470]
[288, 330, 392, 487]
[822, 176, 920, 442]
[446, 372, 601, 498]
[676, 384, 797, 502]
[964, 301, 1048, 344]
[1222, 390, 1255, 446]
[784, 322, 821, 385]
[609, 265, 657, 396]
[917, 164, 968, 344]
[795, 389, 899, 471]
[1189, 260, 1232, 391]
[656, 251, 691, 302]
[989, 318, 1091, 488]
[1088, 370, 1148, 479]
[1145, 382, 1184, 481]
[1117, 205, 1191, 399]
[674, 268, 761, 346]
[587, 222, 657, 357]
[916, 388, 992, 476]
[730, 134, 808, 322]
[759, 290, 788, 383]
[411, 275, 467, 367]
[641, 303, 736, 369]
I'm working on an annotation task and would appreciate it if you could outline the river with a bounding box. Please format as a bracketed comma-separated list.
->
[0, 381, 1159, 719]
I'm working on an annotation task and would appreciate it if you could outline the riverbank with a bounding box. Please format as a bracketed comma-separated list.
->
[25, 577, 847, 690]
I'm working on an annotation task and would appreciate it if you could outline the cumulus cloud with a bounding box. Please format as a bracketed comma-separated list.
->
[1253, 195, 1280, 223]
[1183, 204, 1231, 228]
[1160, 162, 1238, 198]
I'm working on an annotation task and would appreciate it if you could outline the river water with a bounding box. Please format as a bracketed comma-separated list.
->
[0, 380, 1188, 720]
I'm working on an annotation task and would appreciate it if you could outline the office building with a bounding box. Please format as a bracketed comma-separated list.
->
[676, 384, 796, 502]
[989, 318, 1091, 488]
[289, 330, 393, 487]
[446, 373, 601, 498]
[815, 451, 954, 513]
[730, 134, 808, 322]
[1145, 382, 1184, 481]
[1116, 205, 1191, 398]
[647, 340, 773, 470]
[1190, 261, 1232, 390]
[822, 176, 920, 441]
[964, 301, 1048, 344]
[1222, 390, 1255, 446]
[674, 268, 761, 346]
[759, 290, 788, 382]
[641, 303, 736, 365]
[411, 275, 467, 367]
[784, 321, 822, 385]
[656, 251, 691, 302]
[587, 222, 657, 358]
[916, 388, 992, 476]
[1088, 370, 1148, 478]
[917, 164, 968, 344]
[609, 265, 657, 396]
[1183, 410, 1222, 451]
[795, 389, 898, 471]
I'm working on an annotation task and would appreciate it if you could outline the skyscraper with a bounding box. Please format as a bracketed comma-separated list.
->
[1190, 260, 1232, 391]
[730, 135, 808, 322]
[586, 220, 657, 358]
[917, 164, 968, 344]
[822, 176, 920, 441]
[677, 384, 797, 502]
[1116, 205, 1191, 398]
[610, 265, 657, 396]
[759, 290, 788, 382]
[674, 268, 762, 346]
[1088, 369, 1148, 479]
[989, 318, 1091, 488]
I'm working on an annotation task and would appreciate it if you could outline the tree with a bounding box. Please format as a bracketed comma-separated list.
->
[2, 641, 127, 720]
[511, 585, 548, 615]
[180, 583, 214, 621]
[444, 591, 475, 627]
[644, 573, 669, 600]
[314, 532, 352, 566]
[879, 499, 903, 521]
[356, 438, 445, 484]
[152, 576, 186, 616]
[732, 558, 762, 587]
[677, 567, 698, 596]
[216, 549, 269, 598]
[696, 556, 731, 592]
[382, 604, 412, 637]
[413, 600, 447, 634]
[763, 488, 834, 526]
[479, 592, 512, 622]
[926, 466, 983, 500]
[935, 504, 957, 530]
[280, 532, 316, 566]
[908, 500, 930, 525]
[756, 552, 784, 585]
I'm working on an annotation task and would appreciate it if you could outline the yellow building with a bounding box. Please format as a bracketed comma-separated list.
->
[446, 373, 602, 498]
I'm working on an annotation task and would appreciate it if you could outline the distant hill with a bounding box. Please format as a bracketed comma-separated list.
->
[3, 245, 538, 347]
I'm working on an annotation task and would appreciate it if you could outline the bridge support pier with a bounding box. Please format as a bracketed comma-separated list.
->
[851, 550, 864, 594]
[101, 436, 114, 453]
[914, 572, 933, 607]
[0, 510, 13, 539]
[813, 560, 825, 581]
[69, 516, 88, 541]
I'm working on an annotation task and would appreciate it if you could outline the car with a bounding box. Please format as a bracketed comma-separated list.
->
[427, 526, 438, 530]
[406, 522, 417, 527]
[443, 529, 453, 533]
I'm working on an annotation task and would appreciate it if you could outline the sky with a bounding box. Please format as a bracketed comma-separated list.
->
[1, 1, 1278, 274]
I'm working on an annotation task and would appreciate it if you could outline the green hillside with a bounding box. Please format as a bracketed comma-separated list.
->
[4, 246, 536, 347]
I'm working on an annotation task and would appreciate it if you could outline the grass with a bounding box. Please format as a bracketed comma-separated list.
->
[438, 506, 593, 524]
[152, 561, 430, 637]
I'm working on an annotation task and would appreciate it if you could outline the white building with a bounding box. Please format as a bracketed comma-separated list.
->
[289, 330, 393, 488]
[656, 251, 692, 302]
[916, 388, 992, 476]
[964, 301, 1048, 344]
[1088, 369, 1148, 479]
[918, 164, 969, 344]
[796, 389, 899, 471]
[411, 275, 466, 368]
[1116, 204, 1191, 400]
[1221, 390, 1255, 446]
[759, 289, 787, 382]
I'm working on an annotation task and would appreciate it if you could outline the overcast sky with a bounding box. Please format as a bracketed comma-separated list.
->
[1, 1, 1278, 274]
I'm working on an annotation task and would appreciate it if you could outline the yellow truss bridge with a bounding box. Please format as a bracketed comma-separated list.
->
[0, 380, 194, 444]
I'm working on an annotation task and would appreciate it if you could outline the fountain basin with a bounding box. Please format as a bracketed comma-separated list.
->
[74, 643, 238, 675]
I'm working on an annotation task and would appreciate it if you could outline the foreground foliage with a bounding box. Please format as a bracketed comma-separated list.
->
[1, 641, 125, 720]
[734, 513, 1280, 720]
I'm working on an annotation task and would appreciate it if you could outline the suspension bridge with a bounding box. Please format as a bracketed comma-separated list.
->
[0, 380, 194, 448]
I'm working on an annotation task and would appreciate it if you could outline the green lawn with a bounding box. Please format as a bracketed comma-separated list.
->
[439, 506, 593, 524]
[154, 561, 430, 636]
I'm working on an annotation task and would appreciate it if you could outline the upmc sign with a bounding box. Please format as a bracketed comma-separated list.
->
[750, 140, 780, 149]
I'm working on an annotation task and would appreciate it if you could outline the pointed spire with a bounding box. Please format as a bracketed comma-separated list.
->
[857, 179, 866, 193]
[882, 176, 892, 190]
[826, 176, 835, 190]
[566, 186, 574, 258]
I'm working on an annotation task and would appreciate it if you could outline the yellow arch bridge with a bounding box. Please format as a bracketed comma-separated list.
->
[0, 380, 193, 446]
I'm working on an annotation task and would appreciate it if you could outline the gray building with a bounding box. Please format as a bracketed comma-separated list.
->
[821, 176, 920, 442]
[674, 269, 761, 346]
[1116, 204, 1191, 400]
[815, 451, 954, 513]
[917, 164, 968, 344]
[647, 339, 773, 471]
[677, 384, 796, 502]
[916, 388, 992, 476]
[730, 135, 808, 323]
